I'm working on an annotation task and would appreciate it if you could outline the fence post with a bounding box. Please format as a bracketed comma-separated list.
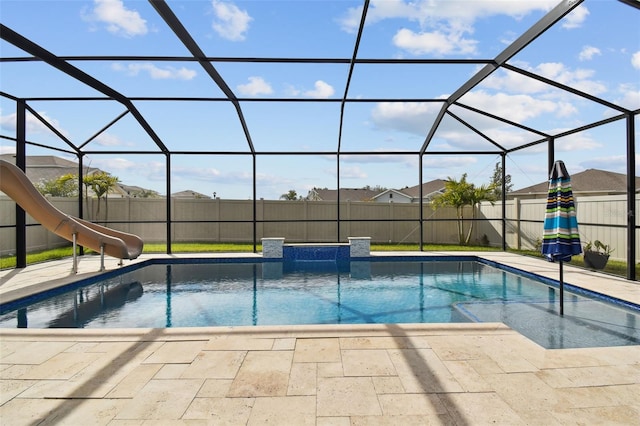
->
[515, 197, 521, 250]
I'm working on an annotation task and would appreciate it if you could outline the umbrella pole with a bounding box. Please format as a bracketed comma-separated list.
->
[559, 260, 564, 316]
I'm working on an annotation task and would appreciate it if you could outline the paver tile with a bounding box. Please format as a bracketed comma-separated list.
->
[549, 405, 640, 425]
[272, 338, 296, 350]
[388, 348, 463, 393]
[180, 350, 246, 379]
[350, 414, 455, 425]
[553, 365, 640, 387]
[142, 341, 206, 364]
[438, 392, 525, 425]
[1, 341, 76, 365]
[442, 360, 492, 392]
[22, 352, 100, 380]
[426, 335, 486, 361]
[204, 337, 273, 351]
[339, 336, 418, 349]
[247, 396, 315, 425]
[316, 376, 381, 417]
[287, 362, 317, 395]
[341, 349, 396, 376]
[316, 416, 351, 426]
[0, 379, 38, 405]
[484, 372, 570, 413]
[115, 379, 203, 420]
[153, 363, 188, 379]
[371, 376, 405, 394]
[182, 397, 254, 423]
[317, 362, 343, 377]
[196, 379, 233, 397]
[294, 338, 341, 363]
[378, 393, 447, 416]
[558, 384, 637, 408]
[0, 397, 126, 426]
[107, 364, 164, 398]
[227, 350, 293, 397]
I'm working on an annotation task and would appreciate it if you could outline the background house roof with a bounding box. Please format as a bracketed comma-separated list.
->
[309, 188, 381, 202]
[510, 169, 640, 196]
[398, 180, 448, 199]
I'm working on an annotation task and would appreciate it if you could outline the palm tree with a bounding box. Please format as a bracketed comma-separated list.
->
[431, 174, 474, 244]
[431, 174, 496, 245]
[83, 172, 120, 221]
[465, 183, 496, 244]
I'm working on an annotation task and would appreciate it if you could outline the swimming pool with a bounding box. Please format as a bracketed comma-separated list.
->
[1, 257, 638, 349]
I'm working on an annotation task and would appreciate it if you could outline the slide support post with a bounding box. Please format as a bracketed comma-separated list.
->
[100, 244, 105, 271]
[72, 233, 78, 274]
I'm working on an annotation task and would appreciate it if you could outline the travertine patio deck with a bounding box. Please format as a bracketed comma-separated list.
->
[1, 252, 639, 425]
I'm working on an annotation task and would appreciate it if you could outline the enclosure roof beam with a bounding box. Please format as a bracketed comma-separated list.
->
[337, 0, 369, 153]
[149, 0, 256, 154]
[0, 24, 169, 154]
[419, 0, 584, 154]
[454, 102, 551, 139]
[446, 110, 507, 152]
[502, 64, 630, 113]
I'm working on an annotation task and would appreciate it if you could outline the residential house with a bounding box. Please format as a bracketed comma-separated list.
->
[373, 180, 447, 203]
[306, 188, 382, 202]
[171, 190, 211, 199]
[508, 169, 640, 200]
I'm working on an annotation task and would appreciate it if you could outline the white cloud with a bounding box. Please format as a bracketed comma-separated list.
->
[304, 81, 335, 99]
[562, 4, 589, 29]
[536, 62, 606, 95]
[371, 102, 443, 135]
[579, 45, 601, 61]
[335, 165, 368, 179]
[615, 84, 640, 110]
[174, 166, 222, 181]
[551, 131, 601, 151]
[483, 62, 606, 96]
[338, 0, 560, 55]
[85, 0, 148, 37]
[341, 153, 414, 164]
[84, 157, 167, 186]
[459, 90, 560, 123]
[0, 145, 15, 155]
[237, 77, 273, 96]
[0, 111, 69, 138]
[632, 51, 640, 70]
[342, 0, 559, 30]
[392, 28, 477, 56]
[94, 133, 133, 147]
[111, 63, 196, 80]
[422, 156, 477, 169]
[97, 157, 137, 170]
[580, 155, 629, 172]
[211, 0, 252, 41]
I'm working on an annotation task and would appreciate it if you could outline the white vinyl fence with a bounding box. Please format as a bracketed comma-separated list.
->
[1, 195, 637, 262]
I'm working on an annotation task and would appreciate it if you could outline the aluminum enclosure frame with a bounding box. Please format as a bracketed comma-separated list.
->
[1, 0, 638, 279]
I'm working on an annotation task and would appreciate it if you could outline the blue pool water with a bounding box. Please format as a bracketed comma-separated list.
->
[1, 258, 638, 349]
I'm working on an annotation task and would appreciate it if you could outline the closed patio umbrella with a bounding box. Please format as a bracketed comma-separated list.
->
[541, 160, 582, 315]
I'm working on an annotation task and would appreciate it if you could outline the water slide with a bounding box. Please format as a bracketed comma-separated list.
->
[0, 159, 143, 260]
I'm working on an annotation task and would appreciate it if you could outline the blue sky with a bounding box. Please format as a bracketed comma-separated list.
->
[1, 0, 639, 199]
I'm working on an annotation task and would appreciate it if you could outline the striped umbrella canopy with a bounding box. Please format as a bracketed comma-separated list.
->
[541, 160, 581, 316]
[542, 160, 582, 262]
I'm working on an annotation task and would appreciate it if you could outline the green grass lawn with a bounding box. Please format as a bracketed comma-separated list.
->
[2, 242, 638, 279]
